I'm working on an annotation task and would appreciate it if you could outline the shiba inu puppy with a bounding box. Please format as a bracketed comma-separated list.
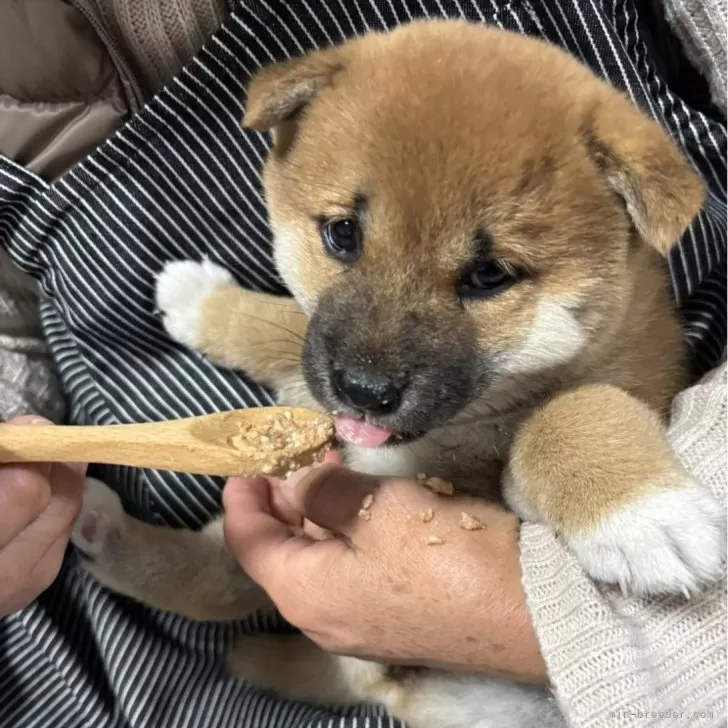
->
[71, 20, 725, 728]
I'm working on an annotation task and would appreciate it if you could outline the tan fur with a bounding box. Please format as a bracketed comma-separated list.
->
[506, 384, 687, 534]
[243, 21, 698, 529]
[81, 513, 269, 621]
[198, 284, 305, 387]
[72, 21, 724, 728]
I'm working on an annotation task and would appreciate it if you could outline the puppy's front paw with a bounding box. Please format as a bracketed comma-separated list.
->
[155, 259, 233, 348]
[71, 478, 131, 594]
[568, 481, 726, 597]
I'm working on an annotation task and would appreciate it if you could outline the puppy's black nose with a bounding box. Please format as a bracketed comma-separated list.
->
[332, 369, 401, 414]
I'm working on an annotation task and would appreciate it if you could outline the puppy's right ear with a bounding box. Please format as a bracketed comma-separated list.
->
[243, 49, 344, 132]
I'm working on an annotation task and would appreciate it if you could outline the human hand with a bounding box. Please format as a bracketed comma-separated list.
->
[0, 416, 86, 617]
[223, 459, 547, 684]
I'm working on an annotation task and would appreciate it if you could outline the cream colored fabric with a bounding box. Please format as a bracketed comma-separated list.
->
[0, 252, 64, 422]
[663, 0, 727, 113]
[521, 363, 727, 727]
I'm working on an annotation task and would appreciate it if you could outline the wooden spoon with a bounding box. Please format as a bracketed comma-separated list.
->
[0, 407, 335, 478]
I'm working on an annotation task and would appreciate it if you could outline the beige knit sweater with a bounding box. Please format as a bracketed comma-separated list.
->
[522, 363, 727, 727]
[663, 0, 727, 113]
[0, 251, 64, 422]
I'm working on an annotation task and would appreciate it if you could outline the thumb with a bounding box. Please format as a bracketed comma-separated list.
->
[277, 464, 380, 537]
[223, 476, 346, 595]
[223, 476, 298, 585]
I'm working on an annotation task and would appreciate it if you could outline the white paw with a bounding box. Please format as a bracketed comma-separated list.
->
[71, 478, 124, 558]
[155, 258, 233, 348]
[568, 482, 726, 597]
[71, 478, 129, 592]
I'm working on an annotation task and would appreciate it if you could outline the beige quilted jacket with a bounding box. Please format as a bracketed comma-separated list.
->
[0, 0, 232, 421]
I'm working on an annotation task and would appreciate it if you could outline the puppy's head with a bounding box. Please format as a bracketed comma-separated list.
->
[243, 20, 704, 444]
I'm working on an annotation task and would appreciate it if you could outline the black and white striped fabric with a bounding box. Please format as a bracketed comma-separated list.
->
[0, 1, 725, 726]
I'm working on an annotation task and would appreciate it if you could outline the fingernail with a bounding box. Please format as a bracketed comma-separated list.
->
[8, 415, 53, 426]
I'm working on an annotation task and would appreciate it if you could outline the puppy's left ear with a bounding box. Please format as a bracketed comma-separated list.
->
[243, 49, 344, 132]
[584, 92, 706, 254]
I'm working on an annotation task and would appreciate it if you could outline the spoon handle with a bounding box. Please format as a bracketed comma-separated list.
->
[0, 407, 334, 477]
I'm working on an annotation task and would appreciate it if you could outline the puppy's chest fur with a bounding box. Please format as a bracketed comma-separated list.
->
[278, 375, 524, 499]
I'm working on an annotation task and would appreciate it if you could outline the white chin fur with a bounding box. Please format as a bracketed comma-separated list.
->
[499, 298, 585, 375]
[346, 443, 422, 478]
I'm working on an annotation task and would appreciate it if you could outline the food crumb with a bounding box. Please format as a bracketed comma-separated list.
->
[423, 476, 454, 496]
[420, 508, 434, 523]
[225, 409, 335, 476]
[459, 512, 486, 531]
[416, 472, 427, 481]
[228, 410, 334, 456]
[361, 493, 374, 510]
[425, 535, 446, 546]
[359, 508, 372, 521]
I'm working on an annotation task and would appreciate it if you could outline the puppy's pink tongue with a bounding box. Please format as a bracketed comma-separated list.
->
[335, 416, 392, 448]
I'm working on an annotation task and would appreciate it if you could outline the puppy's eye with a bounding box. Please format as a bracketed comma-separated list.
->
[321, 218, 363, 262]
[458, 260, 519, 300]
